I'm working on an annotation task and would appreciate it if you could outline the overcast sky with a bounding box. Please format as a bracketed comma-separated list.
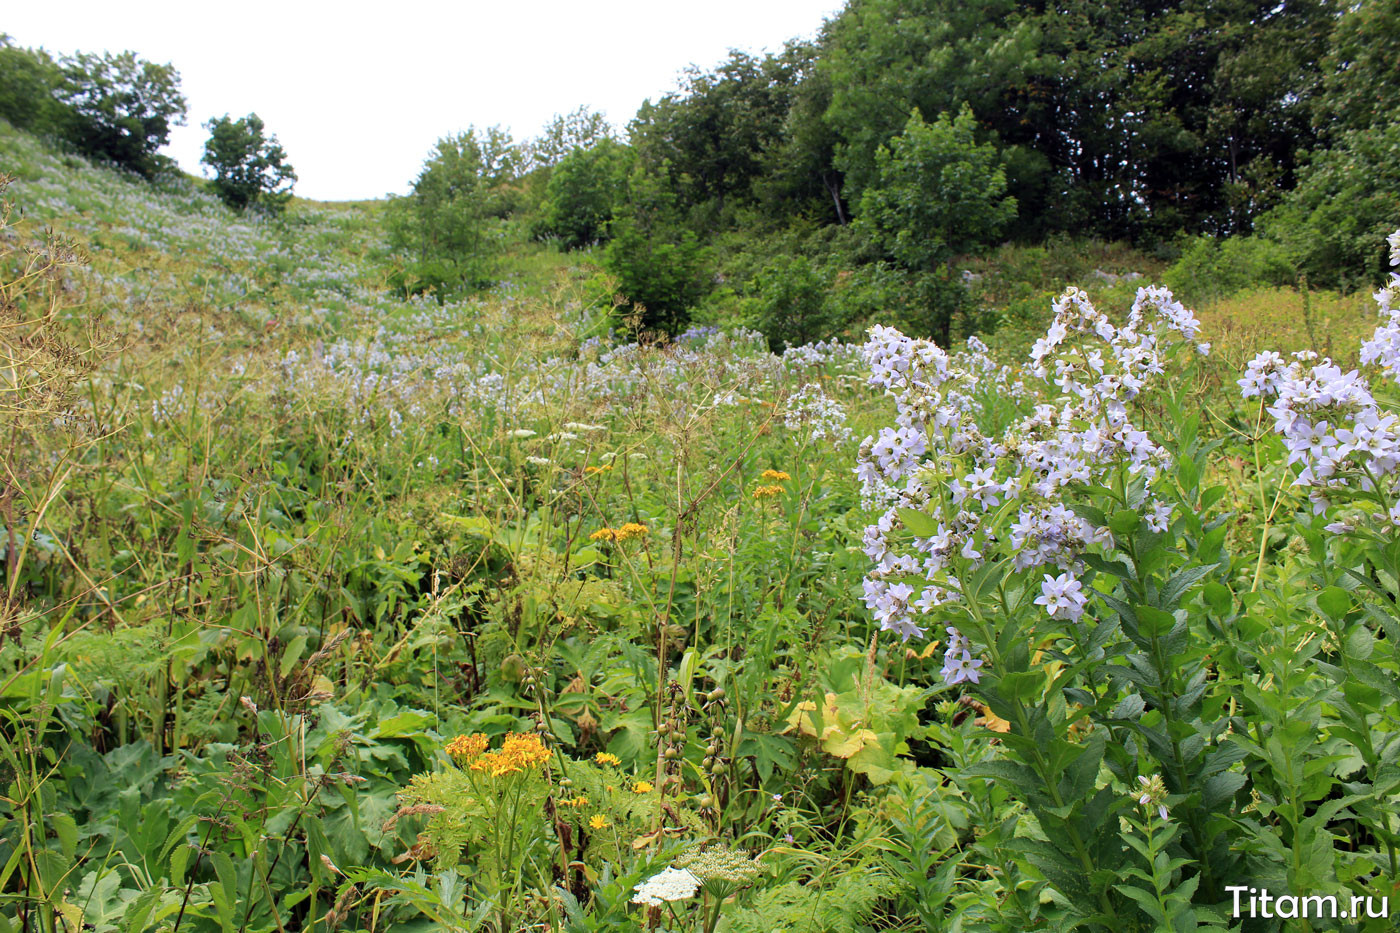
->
[6, 1, 845, 201]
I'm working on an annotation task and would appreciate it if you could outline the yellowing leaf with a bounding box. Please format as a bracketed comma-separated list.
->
[822, 727, 880, 759]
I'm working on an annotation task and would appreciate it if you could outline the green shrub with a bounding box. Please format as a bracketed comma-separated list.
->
[1164, 234, 1295, 303]
[532, 137, 631, 249]
[742, 255, 843, 350]
[201, 113, 296, 213]
[603, 216, 710, 335]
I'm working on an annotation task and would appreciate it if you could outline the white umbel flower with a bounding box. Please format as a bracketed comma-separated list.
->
[631, 866, 701, 906]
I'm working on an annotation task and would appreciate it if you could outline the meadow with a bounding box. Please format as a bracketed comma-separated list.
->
[4, 121, 1400, 933]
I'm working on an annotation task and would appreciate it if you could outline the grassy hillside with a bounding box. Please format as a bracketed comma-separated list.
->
[6, 123, 1400, 931]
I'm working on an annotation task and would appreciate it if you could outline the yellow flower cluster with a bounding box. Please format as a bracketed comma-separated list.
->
[633, 780, 654, 794]
[595, 752, 621, 766]
[447, 732, 550, 777]
[590, 523, 649, 542]
[584, 464, 612, 475]
[445, 733, 489, 760]
[752, 485, 783, 500]
[760, 469, 791, 482]
[561, 796, 589, 809]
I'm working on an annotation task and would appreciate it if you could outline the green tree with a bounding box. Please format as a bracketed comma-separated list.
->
[603, 166, 711, 335]
[629, 45, 811, 222]
[0, 36, 63, 134]
[387, 129, 518, 297]
[55, 49, 186, 177]
[1314, 0, 1400, 136]
[857, 106, 1015, 344]
[525, 106, 614, 170]
[533, 137, 632, 249]
[201, 113, 296, 213]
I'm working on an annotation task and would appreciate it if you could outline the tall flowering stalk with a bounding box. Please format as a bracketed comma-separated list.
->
[1242, 230, 1400, 532]
[855, 286, 1226, 923]
[856, 287, 1206, 672]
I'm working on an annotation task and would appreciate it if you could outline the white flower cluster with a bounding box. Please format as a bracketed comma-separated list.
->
[856, 288, 1205, 683]
[784, 382, 853, 444]
[1243, 229, 1400, 524]
[631, 866, 701, 906]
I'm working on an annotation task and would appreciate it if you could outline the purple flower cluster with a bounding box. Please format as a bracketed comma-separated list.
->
[857, 287, 1206, 685]
[1243, 230, 1400, 523]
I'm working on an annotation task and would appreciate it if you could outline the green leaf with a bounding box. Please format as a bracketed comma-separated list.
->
[1317, 586, 1351, 620]
[897, 507, 939, 538]
[1109, 509, 1141, 536]
[1202, 581, 1231, 614]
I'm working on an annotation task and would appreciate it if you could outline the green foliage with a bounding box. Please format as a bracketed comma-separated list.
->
[856, 105, 1013, 343]
[0, 36, 63, 134]
[55, 49, 186, 178]
[1164, 234, 1295, 303]
[603, 167, 711, 334]
[387, 128, 521, 295]
[1259, 124, 1400, 289]
[742, 254, 844, 351]
[533, 137, 631, 249]
[201, 113, 296, 213]
[1315, 0, 1400, 136]
[525, 105, 614, 170]
[857, 106, 1015, 272]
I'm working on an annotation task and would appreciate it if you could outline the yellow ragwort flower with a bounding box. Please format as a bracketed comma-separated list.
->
[760, 469, 791, 482]
[584, 464, 612, 475]
[753, 485, 783, 500]
[633, 780, 654, 794]
[564, 796, 589, 808]
[589, 814, 610, 830]
[590, 528, 618, 542]
[616, 522, 648, 541]
[595, 752, 621, 767]
[466, 732, 550, 778]
[445, 733, 489, 761]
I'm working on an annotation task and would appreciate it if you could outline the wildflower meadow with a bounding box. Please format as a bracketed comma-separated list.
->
[2, 94, 1400, 933]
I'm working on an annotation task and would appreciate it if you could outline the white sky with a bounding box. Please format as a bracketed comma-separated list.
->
[6, 1, 845, 201]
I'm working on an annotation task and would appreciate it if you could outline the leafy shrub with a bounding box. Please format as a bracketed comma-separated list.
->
[603, 217, 710, 335]
[533, 137, 631, 249]
[1164, 234, 1295, 303]
[386, 129, 519, 295]
[742, 254, 844, 351]
[1259, 124, 1400, 289]
[201, 112, 296, 213]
